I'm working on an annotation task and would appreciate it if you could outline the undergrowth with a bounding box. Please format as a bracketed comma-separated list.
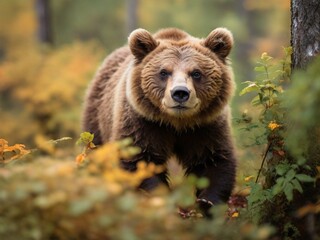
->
[0, 134, 272, 240]
[237, 48, 320, 238]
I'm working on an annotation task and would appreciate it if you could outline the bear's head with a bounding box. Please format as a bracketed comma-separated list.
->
[126, 28, 234, 129]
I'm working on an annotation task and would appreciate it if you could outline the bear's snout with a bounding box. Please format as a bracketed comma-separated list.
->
[170, 86, 190, 103]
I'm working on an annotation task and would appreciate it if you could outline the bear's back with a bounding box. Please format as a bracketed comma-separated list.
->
[82, 46, 131, 144]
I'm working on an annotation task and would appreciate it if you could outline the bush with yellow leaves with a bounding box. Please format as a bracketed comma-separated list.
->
[0, 1, 104, 144]
[0, 136, 273, 240]
[0, 41, 103, 144]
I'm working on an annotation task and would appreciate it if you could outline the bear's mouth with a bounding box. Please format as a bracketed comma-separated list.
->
[162, 101, 200, 116]
[172, 105, 188, 110]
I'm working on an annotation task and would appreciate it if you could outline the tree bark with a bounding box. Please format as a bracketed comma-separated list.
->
[35, 0, 53, 44]
[291, 0, 320, 69]
[290, 1, 320, 239]
[126, 0, 139, 35]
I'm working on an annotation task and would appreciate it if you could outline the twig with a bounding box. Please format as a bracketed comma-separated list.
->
[255, 142, 272, 183]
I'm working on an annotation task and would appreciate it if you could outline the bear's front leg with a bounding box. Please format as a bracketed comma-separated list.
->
[186, 150, 236, 217]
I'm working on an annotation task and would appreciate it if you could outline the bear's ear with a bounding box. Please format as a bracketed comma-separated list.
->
[202, 28, 233, 59]
[129, 28, 158, 61]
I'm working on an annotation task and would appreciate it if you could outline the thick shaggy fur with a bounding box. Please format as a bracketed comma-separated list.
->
[83, 28, 237, 215]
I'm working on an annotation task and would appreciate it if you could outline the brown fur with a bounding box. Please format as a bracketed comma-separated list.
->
[82, 28, 237, 217]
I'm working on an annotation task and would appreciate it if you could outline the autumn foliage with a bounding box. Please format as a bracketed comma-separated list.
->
[0, 1, 103, 144]
[0, 138, 30, 164]
[0, 135, 271, 240]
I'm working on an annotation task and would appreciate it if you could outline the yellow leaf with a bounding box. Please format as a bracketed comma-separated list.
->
[0, 138, 30, 162]
[268, 121, 281, 131]
[244, 175, 255, 182]
[89, 142, 120, 165]
[232, 212, 239, 218]
[0, 139, 9, 154]
[75, 153, 86, 165]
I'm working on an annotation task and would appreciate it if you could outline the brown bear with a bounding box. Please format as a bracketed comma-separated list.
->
[82, 28, 237, 216]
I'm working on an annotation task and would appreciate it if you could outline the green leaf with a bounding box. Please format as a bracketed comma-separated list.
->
[275, 164, 290, 176]
[297, 157, 307, 165]
[69, 199, 93, 216]
[76, 132, 94, 145]
[117, 193, 137, 212]
[272, 179, 284, 196]
[283, 46, 293, 56]
[239, 83, 259, 96]
[261, 52, 273, 61]
[247, 182, 265, 206]
[262, 96, 270, 103]
[196, 177, 209, 189]
[124, 146, 141, 156]
[285, 169, 296, 181]
[258, 93, 264, 102]
[87, 189, 108, 202]
[118, 137, 133, 148]
[303, 165, 312, 171]
[254, 66, 266, 72]
[291, 179, 303, 193]
[242, 80, 255, 84]
[295, 174, 314, 182]
[275, 69, 286, 77]
[264, 83, 277, 91]
[251, 95, 261, 106]
[284, 183, 293, 201]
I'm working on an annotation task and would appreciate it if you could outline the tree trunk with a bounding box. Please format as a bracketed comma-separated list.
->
[290, 1, 320, 239]
[291, 0, 320, 69]
[126, 0, 139, 35]
[35, 0, 53, 44]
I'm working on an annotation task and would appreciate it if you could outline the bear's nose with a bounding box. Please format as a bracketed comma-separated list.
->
[171, 86, 190, 103]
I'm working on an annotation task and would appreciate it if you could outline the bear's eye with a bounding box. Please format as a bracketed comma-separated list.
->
[159, 69, 170, 80]
[190, 70, 202, 80]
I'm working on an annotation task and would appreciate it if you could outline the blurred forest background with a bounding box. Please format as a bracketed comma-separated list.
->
[0, 0, 290, 146]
